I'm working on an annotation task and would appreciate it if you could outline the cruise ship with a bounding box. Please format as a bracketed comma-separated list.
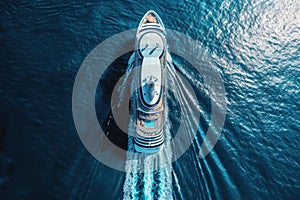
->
[133, 10, 167, 153]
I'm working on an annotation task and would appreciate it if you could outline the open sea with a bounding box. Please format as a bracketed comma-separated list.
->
[0, 0, 299, 199]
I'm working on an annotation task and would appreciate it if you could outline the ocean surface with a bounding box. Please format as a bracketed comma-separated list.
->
[1, 0, 300, 199]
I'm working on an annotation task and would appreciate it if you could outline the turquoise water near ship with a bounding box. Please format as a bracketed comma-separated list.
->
[1, 0, 299, 199]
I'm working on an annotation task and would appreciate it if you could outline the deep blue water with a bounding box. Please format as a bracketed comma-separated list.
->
[1, 0, 300, 199]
